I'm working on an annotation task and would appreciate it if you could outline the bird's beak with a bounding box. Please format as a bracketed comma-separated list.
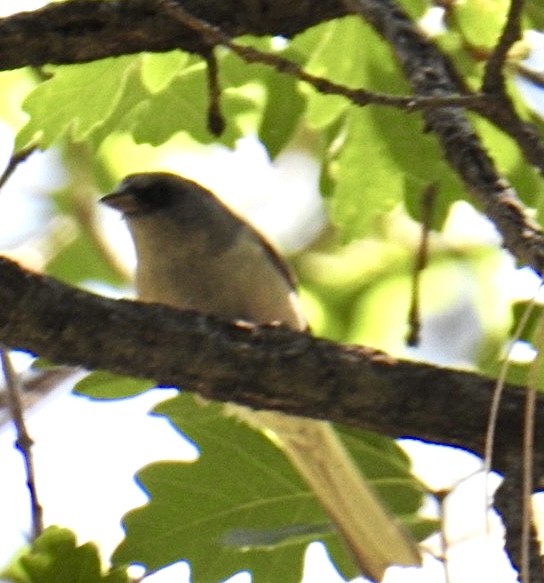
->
[100, 188, 140, 215]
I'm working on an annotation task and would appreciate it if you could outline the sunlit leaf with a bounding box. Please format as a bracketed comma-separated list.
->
[258, 68, 306, 159]
[113, 394, 426, 581]
[141, 51, 192, 93]
[74, 371, 156, 400]
[2, 526, 128, 583]
[131, 62, 254, 148]
[16, 56, 147, 150]
[451, 0, 510, 51]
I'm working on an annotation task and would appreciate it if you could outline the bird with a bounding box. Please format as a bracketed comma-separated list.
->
[101, 171, 420, 581]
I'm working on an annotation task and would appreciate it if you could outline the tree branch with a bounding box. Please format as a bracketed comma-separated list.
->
[0, 255, 540, 481]
[161, 0, 489, 112]
[474, 0, 544, 181]
[1, 345, 43, 539]
[0, 0, 343, 70]
[482, 0, 524, 93]
[342, 0, 544, 275]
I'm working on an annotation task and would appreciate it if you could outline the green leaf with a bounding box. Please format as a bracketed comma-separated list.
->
[403, 516, 440, 543]
[510, 301, 544, 344]
[43, 182, 128, 287]
[141, 51, 192, 93]
[210, 42, 307, 158]
[131, 62, 254, 148]
[470, 113, 544, 212]
[293, 17, 372, 129]
[85, 60, 152, 150]
[113, 394, 426, 581]
[45, 230, 125, 287]
[329, 103, 461, 238]
[526, 0, 544, 28]
[328, 108, 404, 239]
[258, 68, 306, 159]
[0, 69, 37, 131]
[477, 300, 544, 391]
[16, 56, 147, 150]
[434, 27, 483, 89]
[113, 394, 346, 582]
[3, 526, 128, 583]
[335, 426, 423, 516]
[31, 357, 64, 370]
[328, 110, 459, 240]
[74, 371, 157, 400]
[451, 0, 510, 51]
[396, 0, 428, 19]
[299, 15, 462, 239]
[480, 357, 544, 393]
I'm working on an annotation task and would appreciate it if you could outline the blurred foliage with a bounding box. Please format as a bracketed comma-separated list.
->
[112, 394, 436, 582]
[0, 527, 128, 583]
[2, 0, 544, 581]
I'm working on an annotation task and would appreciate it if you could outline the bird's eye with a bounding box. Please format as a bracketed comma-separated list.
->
[134, 180, 174, 211]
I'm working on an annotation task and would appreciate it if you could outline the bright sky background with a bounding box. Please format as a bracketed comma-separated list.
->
[1, 3, 544, 583]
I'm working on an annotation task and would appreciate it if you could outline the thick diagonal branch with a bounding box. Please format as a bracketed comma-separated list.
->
[0, 256, 540, 479]
[0, 0, 342, 70]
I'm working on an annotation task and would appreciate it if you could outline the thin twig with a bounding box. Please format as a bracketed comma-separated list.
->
[1, 344, 43, 539]
[521, 309, 544, 582]
[159, 0, 489, 113]
[0, 145, 37, 190]
[433, 489, 452, 583]
[406, 184, 437, 347]
[515, 62, 544, 88]
[484, 292, 539, 499]
[204, 49, 226, 136]
[482, 0, 525, 93]
[0, 367, 80, 428]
